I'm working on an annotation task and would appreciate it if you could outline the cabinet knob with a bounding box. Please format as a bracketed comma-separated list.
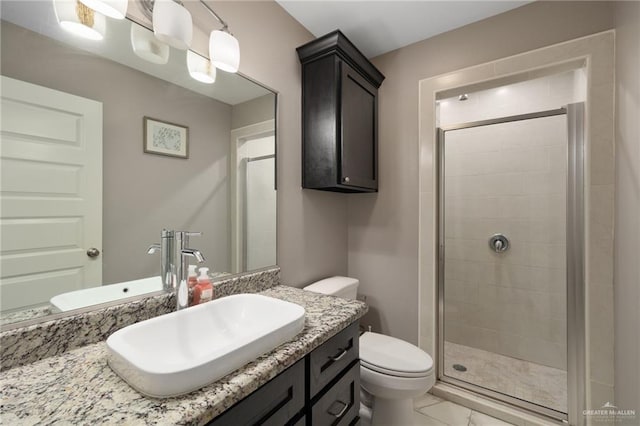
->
[343, 176, 350, 183]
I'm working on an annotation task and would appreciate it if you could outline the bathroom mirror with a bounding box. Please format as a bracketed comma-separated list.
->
[0, 1, 277, 326]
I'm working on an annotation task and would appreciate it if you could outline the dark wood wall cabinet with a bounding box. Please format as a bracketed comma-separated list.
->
[209, 321, 360, 425]
[297, 30, 385, 193]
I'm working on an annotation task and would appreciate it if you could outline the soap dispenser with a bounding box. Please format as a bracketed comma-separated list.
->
[193, 267, 213, 305]
[187, 264, 198, 288]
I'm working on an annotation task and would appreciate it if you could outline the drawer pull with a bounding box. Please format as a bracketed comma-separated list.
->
[327, 400, 349, 418]
[329, 348, 348, 362]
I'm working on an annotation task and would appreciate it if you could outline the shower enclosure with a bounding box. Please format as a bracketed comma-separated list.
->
[231, 130, 276, 274]
[245, 153, 276, 270]
[437, 104, 585, 422]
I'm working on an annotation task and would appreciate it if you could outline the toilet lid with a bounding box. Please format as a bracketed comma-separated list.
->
[360, 332, 434, 378]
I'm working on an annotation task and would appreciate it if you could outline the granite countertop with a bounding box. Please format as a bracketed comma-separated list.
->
[0, 285, 367, 425]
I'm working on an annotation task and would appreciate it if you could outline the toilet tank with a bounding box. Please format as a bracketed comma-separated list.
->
[303, 276, 359, 300]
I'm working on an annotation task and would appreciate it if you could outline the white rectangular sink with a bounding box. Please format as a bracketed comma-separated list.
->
[50, 276, 163, 312]
[106, 293, 306, 398]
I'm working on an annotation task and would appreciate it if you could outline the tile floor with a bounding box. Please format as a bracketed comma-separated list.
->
[443, 342, 567, 413]
[413, 392, 514, 425]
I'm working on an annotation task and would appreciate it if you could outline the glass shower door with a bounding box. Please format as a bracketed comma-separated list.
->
[245, 154, 276, 270]
[438, 110, 571, 417]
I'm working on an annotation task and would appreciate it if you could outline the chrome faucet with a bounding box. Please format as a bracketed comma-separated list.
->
[148, 229, 206, 310]
[147, 229, 175, 292]
[173, 231, 206, 310]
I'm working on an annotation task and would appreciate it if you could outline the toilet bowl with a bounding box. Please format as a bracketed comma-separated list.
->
[304, 276, 435, 425]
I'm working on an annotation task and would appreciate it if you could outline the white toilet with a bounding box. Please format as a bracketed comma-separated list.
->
[304, 276, 435, 426]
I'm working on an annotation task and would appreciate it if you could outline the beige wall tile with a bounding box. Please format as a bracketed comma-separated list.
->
[496, 332, 566, 369]
[588, 185, 615, 285]
[445, 322, 499, 354]
[613, 2, 640, 417]
[589, 381, 615, 410]
[589, 281, 615, 385]
[441, 110, 569, 366]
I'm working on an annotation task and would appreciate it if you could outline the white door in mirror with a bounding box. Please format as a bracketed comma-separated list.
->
[106, 294, 305, 397]
[0, 76, 102, 312]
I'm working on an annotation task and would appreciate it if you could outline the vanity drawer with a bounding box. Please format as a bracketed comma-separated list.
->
[291, 414, 306, 426]
[208, 358, 305, 426]
[311, 360, 360, 425]
[309, 321, 359, 398]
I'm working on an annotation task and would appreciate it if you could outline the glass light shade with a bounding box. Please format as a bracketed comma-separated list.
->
[79, 0, 127, 19]
[131, 23, 170, 64]
[209, 30, 240, 73]
[187, 51, 216, 84]
[54, 0, 106, 41]
[152, 0, 193, 51]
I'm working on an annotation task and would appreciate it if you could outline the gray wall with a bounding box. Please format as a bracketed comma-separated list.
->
[348, 1, 615, 342]
[202, 2, 349, 287]
[614, 1, 640, 420]
[231, 94, 276, 130]
[1, 22, 232, 283]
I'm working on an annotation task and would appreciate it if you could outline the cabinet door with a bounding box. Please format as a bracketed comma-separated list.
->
[311, 361, 361, 425]
[208, 359, 305, 425]
[340, 61, 378, 191]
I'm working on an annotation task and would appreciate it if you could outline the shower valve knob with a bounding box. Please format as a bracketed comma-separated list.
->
[489, 234, 509, 253]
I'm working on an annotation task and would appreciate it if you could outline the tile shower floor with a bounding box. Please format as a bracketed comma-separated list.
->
[443, 342, 567, 414]
[413, 393, 514, 425]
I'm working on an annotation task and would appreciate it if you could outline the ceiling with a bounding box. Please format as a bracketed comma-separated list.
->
[276, 1, 532, 58]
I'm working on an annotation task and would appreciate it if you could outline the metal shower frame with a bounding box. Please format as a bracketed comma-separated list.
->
[436, 104, 586, 424]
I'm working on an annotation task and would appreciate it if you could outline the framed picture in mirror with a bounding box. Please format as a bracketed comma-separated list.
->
[143, 116, 189, 159]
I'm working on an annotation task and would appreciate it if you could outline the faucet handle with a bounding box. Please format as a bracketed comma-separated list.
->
[174, 231, 202, 238]
[175, 231, 202, 247]
[147, 243, 161, 254]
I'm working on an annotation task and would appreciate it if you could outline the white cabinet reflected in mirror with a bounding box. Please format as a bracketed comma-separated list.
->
[0, 1, 277, 326]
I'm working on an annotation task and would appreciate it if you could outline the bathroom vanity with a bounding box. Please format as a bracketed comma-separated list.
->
[211, 322, 360, 425]
[0, 276, 367, 425]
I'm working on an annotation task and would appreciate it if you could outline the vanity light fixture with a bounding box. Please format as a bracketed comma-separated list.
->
[152, 0, 193, 50]
[54, 0, 106, 41]
[131, 22, 170, 64]
[79, 0, 127, 20]
[187, 50, 216, 84]
[200, 1, 240, 73]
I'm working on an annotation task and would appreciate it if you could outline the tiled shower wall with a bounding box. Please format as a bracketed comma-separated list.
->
[440, 71, 585, 370]
[443, 116, 568, 369]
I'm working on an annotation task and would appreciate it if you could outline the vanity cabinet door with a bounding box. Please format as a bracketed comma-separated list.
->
[311, 361, 360, 425]
[309, 321, 359, 398]
[208, 358, 305, 426]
